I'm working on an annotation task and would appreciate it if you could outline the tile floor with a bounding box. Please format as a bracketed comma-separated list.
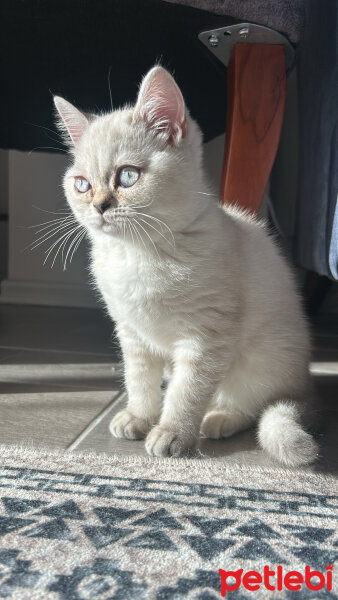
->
[0, 303, 337, 474]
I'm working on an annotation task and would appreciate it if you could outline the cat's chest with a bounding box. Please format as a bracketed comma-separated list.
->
[91, 246, 185, 344]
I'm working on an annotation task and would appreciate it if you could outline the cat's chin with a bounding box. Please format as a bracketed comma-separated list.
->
[86, 214, 120, 234]
[102, 223, 117, 234]
[100, 219, 126, 236]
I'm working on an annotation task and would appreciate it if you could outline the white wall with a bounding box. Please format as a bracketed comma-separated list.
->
[8, 151, 87, 283]
[1, 150, 97, 307]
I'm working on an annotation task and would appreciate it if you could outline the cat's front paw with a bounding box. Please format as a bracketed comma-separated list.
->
[145, 425, 197, 457]
[110, 410, 152, 440]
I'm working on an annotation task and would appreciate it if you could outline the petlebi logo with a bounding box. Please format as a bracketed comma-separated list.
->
[219, 564, 334, 596]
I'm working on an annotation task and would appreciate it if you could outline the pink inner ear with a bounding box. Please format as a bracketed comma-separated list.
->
[134, 67, 186, 144]
[54, 97, 88, 145]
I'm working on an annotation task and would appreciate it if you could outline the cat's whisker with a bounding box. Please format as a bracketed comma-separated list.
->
[129, 220, 144, 249]
[133, 219, 161, 260]
[63, 227, 86, 270]
[29, 145, 66, 155]
[32, 223, 74, 250]
[44, 225, 82, 267]
[25, 220, 77, 251]
[54, 231, 75, 269]
[70, 230, 86, 264]
[134, 216, 175, 249]
[43, 226, 79, 264]
[51, 231, 75, 269]
[40, 217, 75, 234]
[33, 216, 76, 236]
[61, 224, 79, 264]
[69, 231, 86, 264]
[130, 220, 147, 253]
[129, 200, 155, 210]
[61, 228, 76, 266]
[127, 220, 136, 249]
[22, 215, 74, 230]
[25, 121, 67, 145]
[107, 66, 113, 111]
[32, 205, 71, 216]
[132, 212, 175, 247]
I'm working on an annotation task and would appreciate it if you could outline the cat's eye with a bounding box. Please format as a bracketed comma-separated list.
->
[74, 177, 91, 193]
[118, 167, 140, 188]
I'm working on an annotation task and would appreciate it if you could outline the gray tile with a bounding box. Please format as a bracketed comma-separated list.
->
[74, 393, 148, 456]
[0, 361, 123, 393]
[199, 430, 276, 467]
[0, 303, 118, 357]
[0, 349, 23, 364]
[0, 390, 120, 449]
[0, 348, 115, 365]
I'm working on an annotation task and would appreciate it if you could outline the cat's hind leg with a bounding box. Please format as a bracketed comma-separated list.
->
[201, 375, 256, 440]
[201, 409, 253, 439]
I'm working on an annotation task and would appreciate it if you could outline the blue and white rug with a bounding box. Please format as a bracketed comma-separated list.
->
[0, 446, 337, 599]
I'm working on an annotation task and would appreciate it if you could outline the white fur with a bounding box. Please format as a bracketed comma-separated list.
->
[55, 66, 318, 465]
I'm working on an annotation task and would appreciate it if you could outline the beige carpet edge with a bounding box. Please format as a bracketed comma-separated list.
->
[0, 442, 337, 486]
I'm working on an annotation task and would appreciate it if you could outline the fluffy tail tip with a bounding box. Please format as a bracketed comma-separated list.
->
[258, 402, 318, 467]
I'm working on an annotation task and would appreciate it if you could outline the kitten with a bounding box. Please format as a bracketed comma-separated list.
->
[55, 66, 318, 465]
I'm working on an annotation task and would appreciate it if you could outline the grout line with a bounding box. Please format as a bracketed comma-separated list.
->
[0, 344, 114, 357]
[66, 391, 127, 451]
[0, 384, 121, 394]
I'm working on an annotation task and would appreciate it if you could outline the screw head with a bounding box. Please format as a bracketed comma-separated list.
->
[238, 27, 250, 38]
[208, 33, 219, 47]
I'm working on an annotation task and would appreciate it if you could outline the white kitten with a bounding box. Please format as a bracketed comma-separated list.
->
[54, 66, 318, 466]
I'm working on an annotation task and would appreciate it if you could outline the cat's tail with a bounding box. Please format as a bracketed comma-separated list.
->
[257, 401, 318, 467]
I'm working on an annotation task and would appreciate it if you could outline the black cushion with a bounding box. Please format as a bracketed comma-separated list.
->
[0, 0, 240, 151]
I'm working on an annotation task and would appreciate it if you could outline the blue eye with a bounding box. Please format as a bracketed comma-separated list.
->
[118, 167, 140, 188]
[75, 177, 91, 193]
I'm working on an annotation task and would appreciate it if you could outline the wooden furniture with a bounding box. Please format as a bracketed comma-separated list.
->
[221, 43, 286, 214]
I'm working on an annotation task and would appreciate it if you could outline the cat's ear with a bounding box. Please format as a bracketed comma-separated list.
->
[54, 97, 89, 145]
[133, 66, 186, 146]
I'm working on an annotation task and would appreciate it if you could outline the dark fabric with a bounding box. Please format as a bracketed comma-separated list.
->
[0, 0, 236, 151]
[295, 0, 338, 279]
[163, 0, 305, 43]
[328, 126, 338, 279]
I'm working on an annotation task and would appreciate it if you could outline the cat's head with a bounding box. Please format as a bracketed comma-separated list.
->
[54, 66, 204, 244]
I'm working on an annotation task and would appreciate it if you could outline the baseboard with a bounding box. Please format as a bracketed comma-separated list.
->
[0, 279, 99, 309]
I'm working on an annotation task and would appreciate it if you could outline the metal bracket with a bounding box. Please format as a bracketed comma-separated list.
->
[198, 23, 295, 71]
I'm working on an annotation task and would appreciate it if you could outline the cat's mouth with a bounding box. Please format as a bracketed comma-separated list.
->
[100, 213, 130, 233]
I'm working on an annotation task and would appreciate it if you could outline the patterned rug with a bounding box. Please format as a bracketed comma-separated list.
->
[0, 446, 337, 599]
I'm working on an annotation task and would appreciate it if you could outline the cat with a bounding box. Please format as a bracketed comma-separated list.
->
[54, 65, 318, 465]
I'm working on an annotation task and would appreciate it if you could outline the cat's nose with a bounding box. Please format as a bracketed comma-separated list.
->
[94, 199, 112, 215]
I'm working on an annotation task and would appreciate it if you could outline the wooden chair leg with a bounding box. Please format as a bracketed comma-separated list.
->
[221, 44, 287, 214]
